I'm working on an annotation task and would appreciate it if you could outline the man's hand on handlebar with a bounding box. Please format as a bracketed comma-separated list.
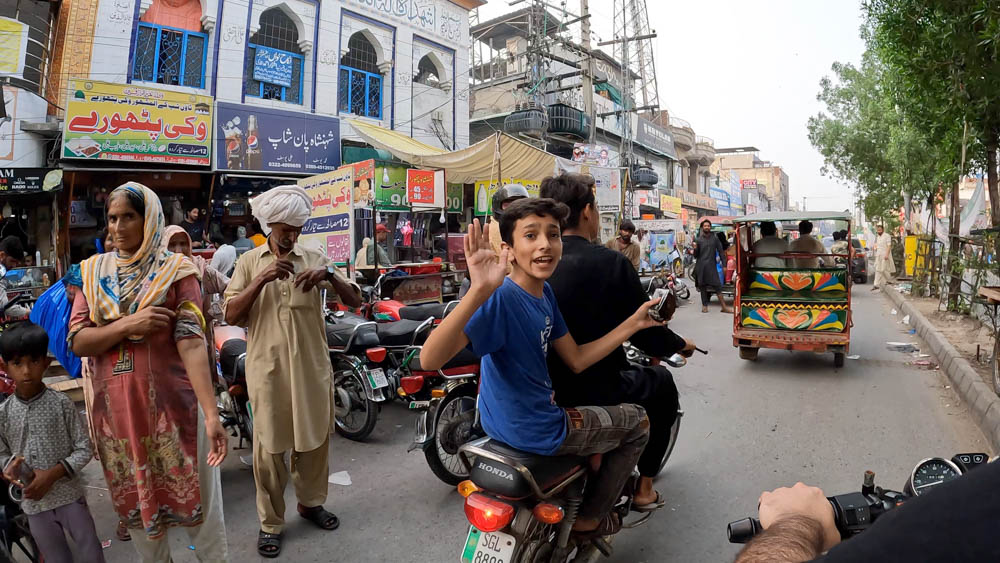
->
[680, 338, 698, 357]
[759, 482, 840, 552]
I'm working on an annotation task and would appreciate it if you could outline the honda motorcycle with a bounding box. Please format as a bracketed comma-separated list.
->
[454, 351, 693, 563]
[727, 452, 993, 544]
[214, 324, 254, 449]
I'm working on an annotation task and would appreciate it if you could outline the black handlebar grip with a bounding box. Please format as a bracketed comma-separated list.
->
[727, 517, 763, 543]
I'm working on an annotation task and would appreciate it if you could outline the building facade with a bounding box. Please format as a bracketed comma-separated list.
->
[712, 148, 790, 213]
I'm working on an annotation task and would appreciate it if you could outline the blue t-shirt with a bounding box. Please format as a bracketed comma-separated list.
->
[465, 278, 569, 455]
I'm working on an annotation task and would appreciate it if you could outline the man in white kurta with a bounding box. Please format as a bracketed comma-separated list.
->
[873, 225, 896, 290]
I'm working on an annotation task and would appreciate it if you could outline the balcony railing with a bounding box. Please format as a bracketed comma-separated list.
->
[670, 116, 692, 129]
[696, 136, 714, 146]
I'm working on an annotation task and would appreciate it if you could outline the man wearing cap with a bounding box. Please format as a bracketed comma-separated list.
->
[224, 186, 361, 558]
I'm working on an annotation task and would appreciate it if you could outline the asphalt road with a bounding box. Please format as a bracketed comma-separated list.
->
[81, 287, 988, 563]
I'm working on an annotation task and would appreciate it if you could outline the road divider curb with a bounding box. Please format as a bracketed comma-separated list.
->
[883, 286, 1000, 453]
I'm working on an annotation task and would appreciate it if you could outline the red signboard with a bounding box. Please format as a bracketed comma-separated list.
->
[407, 169, 435, 205]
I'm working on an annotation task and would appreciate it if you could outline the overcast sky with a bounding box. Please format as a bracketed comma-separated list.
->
[476, 0, 867, 211]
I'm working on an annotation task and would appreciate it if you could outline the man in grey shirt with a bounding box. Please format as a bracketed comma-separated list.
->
[752, 221, 789, 269]
[0, 322, 104, 563]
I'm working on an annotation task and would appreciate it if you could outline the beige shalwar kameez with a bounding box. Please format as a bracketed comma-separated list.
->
[224, 243, 359, 534]
[874, 232, 896, 288]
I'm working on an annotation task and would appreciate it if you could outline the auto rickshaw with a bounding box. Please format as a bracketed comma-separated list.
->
[731, 211, 853, 367]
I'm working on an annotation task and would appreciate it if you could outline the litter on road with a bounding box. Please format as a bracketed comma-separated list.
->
[329, 471, 353, 486]
[887, 342, 920, 353]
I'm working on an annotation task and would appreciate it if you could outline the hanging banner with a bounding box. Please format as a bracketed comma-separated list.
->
[572, 143, 610, 166]
[298, 165, 354, 265]
[591, 166, 621, 213]
[253, 45, 294, 88]
[352, 159, 375, 208]
[447, 184, 463, 214]
[63, 80, 213, 165]
[407, 169, 436, 205]
[473, 178, 541, 215]
[376, 166, 408, 211]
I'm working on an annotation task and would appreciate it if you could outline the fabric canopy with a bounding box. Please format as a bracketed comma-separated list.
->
[347, 119, 584, 184]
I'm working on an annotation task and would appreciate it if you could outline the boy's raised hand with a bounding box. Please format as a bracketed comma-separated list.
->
[465, 219, 508, 292]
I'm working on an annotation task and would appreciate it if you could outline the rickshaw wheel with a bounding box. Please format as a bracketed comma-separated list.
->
[834, 352, 845, 368]
[738, 347, 758, 361]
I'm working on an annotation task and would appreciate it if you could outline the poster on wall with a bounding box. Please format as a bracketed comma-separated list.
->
[473, 178, 541, 215]
[0, 17, 28, 78]
[63, 80, 213, 165]
[648, 232, 677, 267]
[298, 165, 354, 265]
[252, 46, 294, 88]
[352, 159, 375, 208]
[591, 166, 621, 212]
[572, 143, 610, 166]
[660, 195, 682, 216]
[216, 102, 340, 173]
[0, 87, 16, 160]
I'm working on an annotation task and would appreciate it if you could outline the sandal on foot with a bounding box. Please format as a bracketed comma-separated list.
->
[572, 512, 622, 540]
[298, 504, 340, 530]
[632, 491, 666, 513]
[116, 521, 131, 542]
[257, 530, 282, 558]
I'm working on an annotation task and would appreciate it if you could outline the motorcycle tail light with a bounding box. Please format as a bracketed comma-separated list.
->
[464, 493, 515, 533]
[400, 375, 425, 395]
[532, 503, 564, 525]
[457, 480, 480, 498]
[366, 347, 387, 363]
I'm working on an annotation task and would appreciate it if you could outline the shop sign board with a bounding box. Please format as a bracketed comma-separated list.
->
[635, 118, 678, 159]
[299, 165, 354, 265]
[677, 190, 718, 211]
[660, 195, 682, 216]
[376, 166, 408, 211]
[0, 168, 62, 194]
[634, 219, 683, 232]
[63, 80, 212, 165]
[447, 183, 463, 214]
[253, 46, 293, 88]
[740, 179, 757, 188]
[474, 178, 541, 215]
[216, 102, 340, 173]
[352, 159, 376, 208]
[406, 169, 438, 206]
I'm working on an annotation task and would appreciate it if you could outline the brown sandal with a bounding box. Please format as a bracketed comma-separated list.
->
[116, 520, 131, 542]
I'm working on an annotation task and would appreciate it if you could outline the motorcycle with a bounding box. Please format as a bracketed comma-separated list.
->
[454, 350, 694, 563]
[642, 262, 691, 302]
[727, 452, 993, 544]
[339, 272, 460, 323]
[324, 308, 436, 441]
[214, 324, 254, 449]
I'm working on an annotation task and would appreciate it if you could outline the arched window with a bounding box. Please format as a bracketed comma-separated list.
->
[338, 32, 382, 119]
[244, 7, 304, 104]
[132, 0, 207, 88]
[414, 55, 441, 87]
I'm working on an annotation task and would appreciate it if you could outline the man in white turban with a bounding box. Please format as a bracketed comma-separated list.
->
[224, 185, 361, 558]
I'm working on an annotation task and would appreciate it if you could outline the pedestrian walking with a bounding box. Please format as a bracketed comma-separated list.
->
[872, 224, 895, 290]
[223, 185, 361, 559]
[0, 322, 105, 563]
[69, 182, 228, 563]
[694, 219, 731, 313]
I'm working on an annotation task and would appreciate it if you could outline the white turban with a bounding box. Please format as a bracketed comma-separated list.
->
[252, 185, 313, 235]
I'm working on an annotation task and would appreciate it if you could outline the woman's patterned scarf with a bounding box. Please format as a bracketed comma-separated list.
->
[80, 182, 200, 326]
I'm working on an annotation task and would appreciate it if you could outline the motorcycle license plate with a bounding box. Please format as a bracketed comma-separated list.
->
[461, 527, 515, 563]
[366, 368, 389, 390]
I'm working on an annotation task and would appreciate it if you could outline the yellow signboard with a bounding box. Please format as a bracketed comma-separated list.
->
[63, 80, 213, 166]
[298, 165, 354, 265]
[660, 195, 682, 216]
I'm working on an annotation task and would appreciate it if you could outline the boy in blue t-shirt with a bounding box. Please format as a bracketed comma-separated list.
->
[421, 197, 665, 535]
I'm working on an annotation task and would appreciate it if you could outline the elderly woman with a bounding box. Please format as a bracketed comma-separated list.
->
[69, 183, 228, 562]
[164, 225, 230, 318]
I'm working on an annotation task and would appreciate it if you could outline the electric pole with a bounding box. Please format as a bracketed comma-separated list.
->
[580, 0, 595, 142]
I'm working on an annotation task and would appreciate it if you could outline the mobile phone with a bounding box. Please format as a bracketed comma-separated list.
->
[648, 290, 676, 323]
[3, 456, 33, 486]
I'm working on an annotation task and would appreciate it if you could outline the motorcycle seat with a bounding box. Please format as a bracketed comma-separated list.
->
[469, 438, 587, 499]
[326, 323, 360, 348]
[218, 339, 247, 377]
[410, 347, 480, 372]
[399, 302, 452, 321]
[374, 319, 430, 347]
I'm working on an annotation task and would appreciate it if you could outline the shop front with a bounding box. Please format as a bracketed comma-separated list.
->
[678, 190, 719, 231]
[0, 168, 64, 304]
[61, 80, 215, 261]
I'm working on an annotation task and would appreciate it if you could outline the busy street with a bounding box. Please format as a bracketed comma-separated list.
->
[68, 285, 985, 562]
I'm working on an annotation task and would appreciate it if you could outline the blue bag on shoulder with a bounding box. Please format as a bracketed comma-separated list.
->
[28, 279, 82, 378]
